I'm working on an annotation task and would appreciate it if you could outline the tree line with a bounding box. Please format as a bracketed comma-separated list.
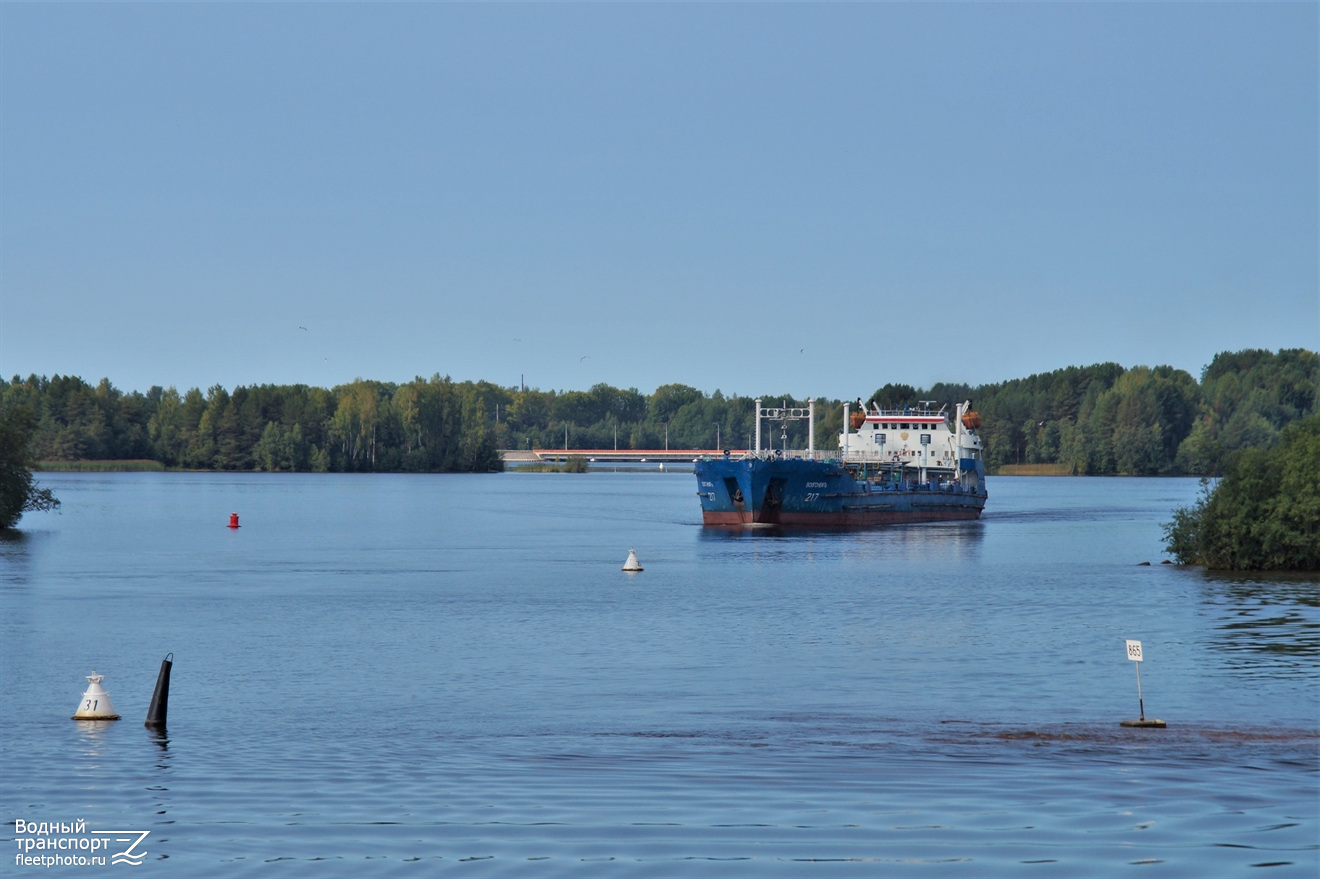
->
[2, 375, 504, 474]
[1, 348, 1313, 476]
[947, 348, 1316, 475]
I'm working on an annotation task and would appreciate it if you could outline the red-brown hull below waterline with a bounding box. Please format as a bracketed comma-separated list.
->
[702, 508, 984, 527]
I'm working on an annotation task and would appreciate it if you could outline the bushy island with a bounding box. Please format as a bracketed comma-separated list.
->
[1164, 414, 1320, 571]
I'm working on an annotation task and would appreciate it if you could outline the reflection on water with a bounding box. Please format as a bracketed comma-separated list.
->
[698, 521, 986, 564]
[1206, 571, 1320, 607]
[1200, 572, 1320, 675]
[146, 729, 173, 835]
[148, 728, 170, 754]
[0, 527, 30, 547]
[0, 528, 31, 582]
[73, 720, 116, 759]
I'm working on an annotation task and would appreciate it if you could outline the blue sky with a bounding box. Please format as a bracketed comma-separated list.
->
[2, 3, 1315, 400]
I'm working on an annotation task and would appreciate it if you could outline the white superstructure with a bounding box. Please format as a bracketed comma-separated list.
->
[840, 400, 984, 486]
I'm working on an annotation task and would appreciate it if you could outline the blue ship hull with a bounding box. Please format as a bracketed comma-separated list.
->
[694, 456, 987, 527]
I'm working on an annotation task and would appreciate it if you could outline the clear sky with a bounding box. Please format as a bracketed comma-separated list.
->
[1, 2, 1315, 400]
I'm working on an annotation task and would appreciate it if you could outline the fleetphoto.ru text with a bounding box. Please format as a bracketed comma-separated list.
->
[14, 820, 150, 868]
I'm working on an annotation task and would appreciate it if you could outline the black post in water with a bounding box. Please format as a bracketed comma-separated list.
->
[1136, 661, 1145, 721]
[144, 653, 173, 728]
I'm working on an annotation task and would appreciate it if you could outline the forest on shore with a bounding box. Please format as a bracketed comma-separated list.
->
[1, 348, 1313, 476]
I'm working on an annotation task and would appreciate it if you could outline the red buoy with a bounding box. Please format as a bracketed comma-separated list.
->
[227, 512, 240, 529]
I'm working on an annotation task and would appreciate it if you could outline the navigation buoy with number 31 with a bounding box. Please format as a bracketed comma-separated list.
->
[72, 671, 121, 721]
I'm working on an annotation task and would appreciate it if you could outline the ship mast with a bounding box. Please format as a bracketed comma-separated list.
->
[753, 398, 815, 458]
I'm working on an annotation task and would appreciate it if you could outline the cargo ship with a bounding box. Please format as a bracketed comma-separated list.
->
[694, 398, 987, 527]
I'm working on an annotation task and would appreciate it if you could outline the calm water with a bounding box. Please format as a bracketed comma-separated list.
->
[2, 472, 1316, 876]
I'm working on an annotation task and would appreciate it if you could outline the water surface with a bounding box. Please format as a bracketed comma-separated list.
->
[2, 473, 1316, 875]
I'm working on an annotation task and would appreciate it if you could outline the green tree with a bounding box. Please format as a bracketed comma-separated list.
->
[214, 391, 251, 470]
[458, 393, 501, 471]
[869, 384, 919, 408]
[330, 379, 383, 468]
[648, 384, 703, 423]
[148, 387, 185, 465]
[1174, 417, 1221, 475]
[0, 406, 60, 529]
[393, 385, 420, 454]
[254, 421, 307, 471]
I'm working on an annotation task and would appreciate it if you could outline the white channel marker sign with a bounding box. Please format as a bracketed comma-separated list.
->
[1126, 639, 1143, 662]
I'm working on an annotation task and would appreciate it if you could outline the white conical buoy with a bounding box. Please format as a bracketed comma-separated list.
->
[622, 549, 643, 572]
[72, 671, 121, 721]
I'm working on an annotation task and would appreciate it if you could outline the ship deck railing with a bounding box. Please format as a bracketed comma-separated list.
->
[862, 405, 949, 419]
[729, 449, 959, 470]
[840, 450, 957, 467]
[733, 449, 830, 461]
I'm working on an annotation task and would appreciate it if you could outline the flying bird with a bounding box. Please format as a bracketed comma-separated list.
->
[299, 326, 308, 331]
[580, 355, 589, 362]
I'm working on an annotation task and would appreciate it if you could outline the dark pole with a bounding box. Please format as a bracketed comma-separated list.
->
[1136, 661, 1145, 721]
[144, 653, 173, 728]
